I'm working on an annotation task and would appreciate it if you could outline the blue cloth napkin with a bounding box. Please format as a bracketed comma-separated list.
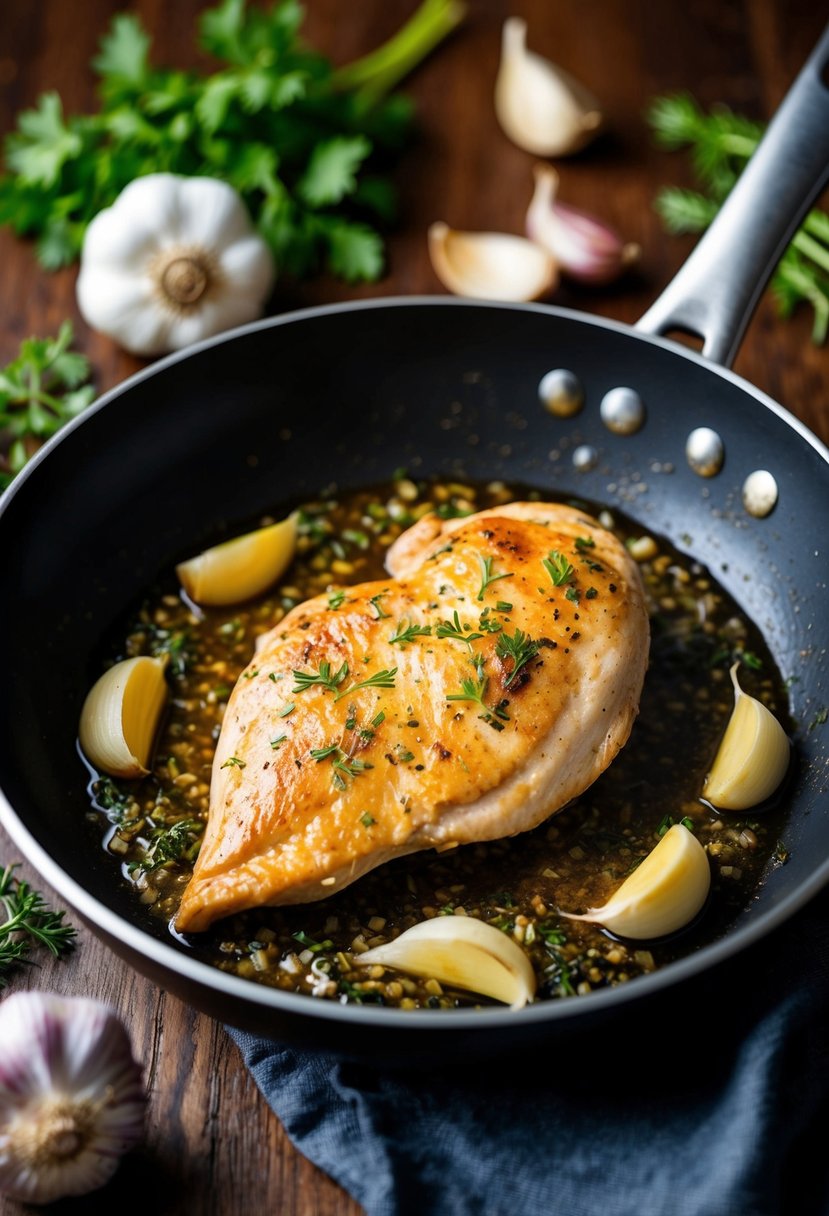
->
[228, 890, 829, 1216]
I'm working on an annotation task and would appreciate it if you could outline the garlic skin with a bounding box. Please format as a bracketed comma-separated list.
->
[560, 824, 711, 940]
[526, 165, 640, 284]
[428, 221, 558, 301]
[176, 514, 298, 606]
[77, 174, 275, 356]
[702, 663, 790, 810]
[0, 992, 145, 1204]
[79, 655, 168, 779]
[356, 915, 537, 1008]
[494, 18, 603, 157]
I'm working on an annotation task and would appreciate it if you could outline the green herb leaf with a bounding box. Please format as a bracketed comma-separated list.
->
[495, 628, 539, 688]
[333, 667, 397, 702]
[0, 322, 94, 489]
[649, 93, 829, 344]
[292, 660, 349, 694]
[0, 864, 76, 984]
[436, 610, 483, 650]
[477, 555, 513, 601]
[389, 618, 432, 646]
[542, 550, 575, 587]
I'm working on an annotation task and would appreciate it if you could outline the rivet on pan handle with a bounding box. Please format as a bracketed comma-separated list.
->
[637, 23, 829, 370]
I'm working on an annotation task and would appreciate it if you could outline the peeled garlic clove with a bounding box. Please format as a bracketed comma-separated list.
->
[702, 662, 790, 810]
[526, 164, 640, 284]
[356, 915, 536, 1009]
[176, 514, 297, 606]
[79, 656, 168, 779]
[561, 824, 710, 940]
[494, 17, 603, 157]
[428, 221, 558, 302]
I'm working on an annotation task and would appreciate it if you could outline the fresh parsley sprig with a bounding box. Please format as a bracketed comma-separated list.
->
[0, 322, 94, 490]
[0, 863, 77, 984]
[0, 0, 465, 283]
[495, 628, 539, 688]
[648, 93, 829, 343]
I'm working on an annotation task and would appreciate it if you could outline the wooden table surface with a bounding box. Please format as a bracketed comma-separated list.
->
[1, 2, 827, 1213]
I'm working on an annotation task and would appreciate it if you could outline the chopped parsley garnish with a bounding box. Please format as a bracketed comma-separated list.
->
[292, 660, 349, 694]
[477, 555, 513, 601]
[333, 667, 397, 702]
[478, 608, 503, 634]
[389, 619, 432, 646]
[495, 628, 540, 688]
[565, 586, 581, 604]
[436, 610, 484, 650]
[372, 710, 386, 727]
[396, 746, 415, 763]
[575, 536, 596, 551]
[543, 550, 575, 586]
[220, 755, 246, 769]
[495, 600, 513, 613]
[585, 587, 598, 599]
[360, 812, 377, 828]
[327, 589, 346, 610]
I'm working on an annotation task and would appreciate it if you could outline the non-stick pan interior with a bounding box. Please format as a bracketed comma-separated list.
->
[2, 299, 828, 1041]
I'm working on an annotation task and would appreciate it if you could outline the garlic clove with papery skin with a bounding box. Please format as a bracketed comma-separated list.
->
[355, 915, 537, 1008]
[526, 164, 640, 285]
[560, 824, 711, 941]
[0, 991, 145, 1204]
[428, 221, 558, 301]
[76, 173, 275, 357]
[494, 18, 603, 157]
[702, 663, 790, 810]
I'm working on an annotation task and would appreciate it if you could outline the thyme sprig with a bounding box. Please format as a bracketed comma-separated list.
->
[292, 659, 349, 694]
[389, 619, 432, 646]
[0, 864, 76, 983]
[648, 93, 829, 343]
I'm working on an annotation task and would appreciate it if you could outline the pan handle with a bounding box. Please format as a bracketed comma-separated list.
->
[636, 23, 829, 368]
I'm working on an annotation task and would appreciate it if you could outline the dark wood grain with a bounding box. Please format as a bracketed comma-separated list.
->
[1, 3, 827, 1214]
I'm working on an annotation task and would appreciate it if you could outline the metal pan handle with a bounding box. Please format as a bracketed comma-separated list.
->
[636, 23, 829, 368]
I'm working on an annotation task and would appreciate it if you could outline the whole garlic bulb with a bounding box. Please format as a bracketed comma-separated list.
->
[76, 173, 275, 356]
[0, 991, 146, 1204]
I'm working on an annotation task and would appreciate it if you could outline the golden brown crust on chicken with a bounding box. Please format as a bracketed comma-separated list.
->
[175, 503, 649, 932]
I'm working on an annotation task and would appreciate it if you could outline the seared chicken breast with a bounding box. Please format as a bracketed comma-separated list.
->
[175, 503, 649, 932]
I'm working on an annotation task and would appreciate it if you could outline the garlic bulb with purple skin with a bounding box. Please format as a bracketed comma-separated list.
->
[0, 992, 146, 1204]
[526, 164, 640, 285]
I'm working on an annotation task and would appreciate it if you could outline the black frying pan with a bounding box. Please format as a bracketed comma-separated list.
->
[2, 28, 829, 1056]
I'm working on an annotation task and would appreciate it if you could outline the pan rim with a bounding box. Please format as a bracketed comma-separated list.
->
[2, 294, 828, 1033]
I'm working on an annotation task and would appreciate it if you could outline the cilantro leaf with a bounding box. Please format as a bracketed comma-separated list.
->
[0, 322, 94, 489]
[298, 136, 372, 208]
[5, 93, 82, 188]
[92, 14, 152, 88]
